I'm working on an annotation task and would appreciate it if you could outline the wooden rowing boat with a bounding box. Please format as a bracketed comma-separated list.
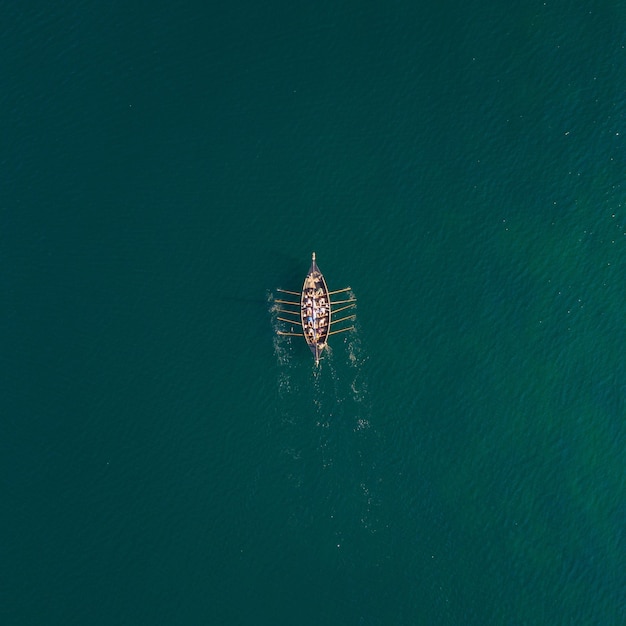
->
[275, 252, 356, 365]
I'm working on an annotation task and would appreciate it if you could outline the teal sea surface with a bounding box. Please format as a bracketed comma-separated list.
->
[2, 2, 625, 624]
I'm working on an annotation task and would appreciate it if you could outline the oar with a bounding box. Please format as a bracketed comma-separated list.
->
[330, 314, 356, 325]
[328, 287, 352, 295]
[276, 308, 300, 315]
[277, 316, 302, 324]
[328, 326, 354, 336]
[277, 289, 300, 296]
[277, 330, 304, 337]
[330, 298, 356, 305]
[274, 299, 300, 305]
[331, 303, 356, 315]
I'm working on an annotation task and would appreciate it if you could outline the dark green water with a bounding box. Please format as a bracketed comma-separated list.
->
[2, 2, 625, 624]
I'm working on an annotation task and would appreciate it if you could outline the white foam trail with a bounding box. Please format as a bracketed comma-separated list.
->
[337, 322, 381, 531]
[272, 334, 292, 368]
[269, 290, 296, 397]
[270, 306, 382, 536]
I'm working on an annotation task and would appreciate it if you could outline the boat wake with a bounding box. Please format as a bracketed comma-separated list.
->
[269, 287, 369, 427]
[311, 340, 383, 536]
[269, 302, 382, 535]
[268, 291, 298, 399]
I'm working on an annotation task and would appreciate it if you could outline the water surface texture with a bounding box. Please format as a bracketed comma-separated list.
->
[2, 2, 625, 624]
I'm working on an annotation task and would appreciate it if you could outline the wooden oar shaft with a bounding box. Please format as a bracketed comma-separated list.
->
[277, 288, 300, 296]
[328, 287, 351, 295]
[276, 309, 300, 315]
[277, 331, 303, 337]
[274, 299, 300, 305]
[277, 316, 302, 324]
[328, 326, 354, 336]
[330, 314, 356, 325]
[330, 298, 356, 305]
[332, 303, 356, 315]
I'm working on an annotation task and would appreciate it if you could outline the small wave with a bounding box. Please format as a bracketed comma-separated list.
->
[276, 369, 291, 397]
[354, 417, 370, 431]
[269, 290, 296, 397]
[272, 333, 291, 363]
[346, 327, 366, 368]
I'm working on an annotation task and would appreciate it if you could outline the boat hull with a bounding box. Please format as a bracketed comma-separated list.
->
[300, 253, 331, 364]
